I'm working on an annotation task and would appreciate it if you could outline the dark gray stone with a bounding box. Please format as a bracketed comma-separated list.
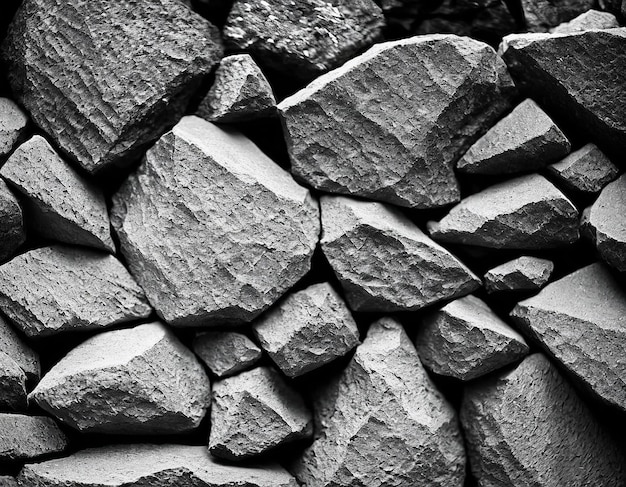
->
[0, 179, 24, 263]
[0, 352, 26, 411]
[521, 0, 596, 31]
[484, 256, 554, 293]
[551, 9, 620, 33]
[0, 476, 17, 487]
[193, 331, 262, 378]
[0, 97, 27, 157]
[0, 414, 68, 462]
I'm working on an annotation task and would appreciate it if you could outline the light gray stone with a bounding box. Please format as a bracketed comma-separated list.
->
[0, 315, 39, 382]
[484, 256, 554, 293]
[0, 97, 27, 157]
[0, 179, 24, 263]
[551, 9, 620, 33]
[521, 0, 596, 31]
[0, 414, 68, 462]
[0, 476, 17, 487]
[193, 331, 262, 378]
[0, 352, 26, 411]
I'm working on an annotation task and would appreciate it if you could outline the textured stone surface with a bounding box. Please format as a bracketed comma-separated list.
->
[461, 354, 626, 487]
[457, 99, 570, 174]
[223, 0, 384, 80]
[30, 322, 210, 434]
[416, 295, 529, 381]
[1, 136, 114, 252]
[551, 9, 620, 33]
[193, 331, 262, 378]
[279, 35, 516, 209]
[18, 444, 299, 487]
[0, 352, 26, 411]
[511, 263, 626, 411]
[521, 0, 595, 31]
[0, 414, 68, 461]
[0, 476, 17, 487]
[1, 0, 223, 172]
[484, 256, 554, 293]
[0, 97, 27, 157]
[321, 195, 480, 312]
[112, 116, 319, 327]
[253, 282, 360, 377]
[0, 246, 151, 337]
[428, 174, 579, 249]
[209, 366, 312, 460]
[0, 179, 24, 263]
[292, 318, 466, 487]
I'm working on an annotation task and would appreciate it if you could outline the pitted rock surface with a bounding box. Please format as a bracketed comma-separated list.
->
[0, 179, 24, 263]
[484, 256, 554, 293]
[551, 9, 620, 33]
[520, 0, 595, 31]
[0, 97, 27, 157]
[0, 414, 68, 461]
[0, 353, 27, 411]
[193, 331, 262, 378]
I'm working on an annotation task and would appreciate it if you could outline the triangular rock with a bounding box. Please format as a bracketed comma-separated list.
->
[551, 9, 620, 33]
[0, 414, 68, 462]
[0, 179, 24, 262]
[193, 331, 262, 378]
[0, 97, 27, 157]
[484, 256, 554, 293]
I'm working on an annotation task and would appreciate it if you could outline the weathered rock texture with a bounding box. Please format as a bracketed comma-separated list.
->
[253, 282, 360, 377]
[0, 414, 68, 461]
[0, 476, 17, 487]
[0, 97, 27, 157]
[279, 34, 516, 209]
[521, 0, 596, 31]
[0, 179, 25, 262]
[112, 116, 319, 327]
[0, 246, 151, 337]
[1, 0, 223, 172]
[321, 195, 480, 312]
[461, 354, 626, 486]
[484, 256, 554, 293]
[30, 322, 211, 434]
[193, 331, 262, 378]
[551, 9, 620, 33]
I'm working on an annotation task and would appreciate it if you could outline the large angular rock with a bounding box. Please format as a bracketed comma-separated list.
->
[18, 444, 298, 487]
[111, 116, 319, 327]
[457, 99, 570, 175]
[484, 256, 554, 293]
[0, 179, 24, 262]
[1, 136, 114, 252]
[0, 353, 27, 410]
[428, 174, 579, 249]
[0, 414, 68, 461]
[521, 0, 595, 31]
[510, 263, 626, 411]
[321, 195, 480, 312]
[1, 0, 223, 172]
[193, 331, 262, 378]
[279, 35, 516, 209]
[209, 366, 312, 460]
[292, 318, 466, 487]
[30, 322, 211, 434]
[551, 9, 620, 33]
[223, 0, 384, 80]
[0, 246, 151, 337]
[461, 354, 626, 487]
[0, 97, 27, 157]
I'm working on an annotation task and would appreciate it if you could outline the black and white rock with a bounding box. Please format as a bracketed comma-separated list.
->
[193, 331, 262, 378]
[0, 414, 68, 461]
[0, 179, 24, 263]
[484, 256, 554, 293]
[29, 322, 211, 434]
[112, 116, 319, 327]
[0, 476, 17, 487]
[0, 317, 39, 382]
[209, 366, 312, 460]
[1, 136, 114, 252]
[1, 0, 223, 172]
[0, 97, 27, 157]
[279, 35, 516, 209]
[520, 0, 595, 31]
[428, 174, 579, 249]
[551, 9, 620, 33]
[461, 354, 626, 487]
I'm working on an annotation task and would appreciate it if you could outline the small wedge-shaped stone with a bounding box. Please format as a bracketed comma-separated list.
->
[457, 99, 570, 174]
[193, 331, 262, 378]
[0, 179, 24, 262]
[1, 136, 114, 252]
[0, 476, 17, 487]
[521, 0, 595, 31]
[18, 444, 298, 487]
[112, 116, 319, 327]
[0, 353, 27, 410]
[484, 256, 554, 293]
[551, 9, 620, 33]
[279, 35, 516, 208]
[210, 366, 312, 460]
[0, 97, 27, 157]
[416, 295, 529, 380]
[510, 263, 626, 411]
[0, 316, 39, 381]
[321, 195, 480, 312]
[30, 322, 210, 434]
[429, 174, 579, 249]
[0, 414, 68, 461]
[461, 354, 626, 487]
[197, 54, 276, 123]
[253, 282, 360, 377]
[292, 318, 466, 487]
[0, 246, 151, 337]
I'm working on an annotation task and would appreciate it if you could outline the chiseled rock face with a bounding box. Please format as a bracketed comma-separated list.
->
[18, 444, 299, 487]
[30, 322, 211, 434]
[280, 34, 516, 209]
[209, 366, 312, 460]
[193, 331, 262, 378]
[321, 195, 480, 312]
[253, 282, 360, 377]
[112, 116, 319, 327]
[510, 263, 626, 411]
[520, 0, 595, 31]
[0, 414, 68, 462]
[0, 97, 27, 157]
[0, 246, 151, 337]
[484, 256, 554, 293]
[461, 354, 626, 487]
[416, 295, 529, 381]
[0, 353, 27, 411]
[1, 136, 114, 252]
[428, 174, 579, 249]
[1, 0, 223, 172]
[0, 179, 25, 263]
[292, 318, 466, 487]
[551, 9, 620, 33]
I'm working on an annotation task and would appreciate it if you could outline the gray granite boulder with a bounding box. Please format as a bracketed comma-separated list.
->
[193, 331, 262, 378]
[484, 256, 554, 293]
[521, 0, 595, 31]
[551, 9, 620, 33]
[0, 414, 68, 462]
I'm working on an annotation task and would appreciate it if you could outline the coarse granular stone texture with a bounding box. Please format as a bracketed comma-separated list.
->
[18, 444, 299, 487]
[428, 174, 579, 249]
[457, 99, 571, 175]
[461, 354, 626, 487]
[29, 322, 211, 435]
[0, 97, 27, 157]
[320, 195, 480, 312]
[279, 34, 517, 209]
[415, 295, 529, 381]
[209, 366, 312, 460]
[0, 476, 17, 487]
[292, 318, 466, 487]
[0, 179, 24, 263]
[253, 282, 360, 377]
[520, 0, 595, 31]
[0, 246, 151, 338]
[111, 116, 319, 327]
[0, 317, 42, 379]
[484, 256, 555, 293]
[1, 0, 223, 173]
[0, 352, 27, 411]
[0, 414, 68, 462]
[551, 9, 620, 33]
[1, 136, 114, 252]
[510, 263, 626, 411]
[196, 54, 276, 123]
[192, 331, 262, 378]
[223, 0, 384, 80]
